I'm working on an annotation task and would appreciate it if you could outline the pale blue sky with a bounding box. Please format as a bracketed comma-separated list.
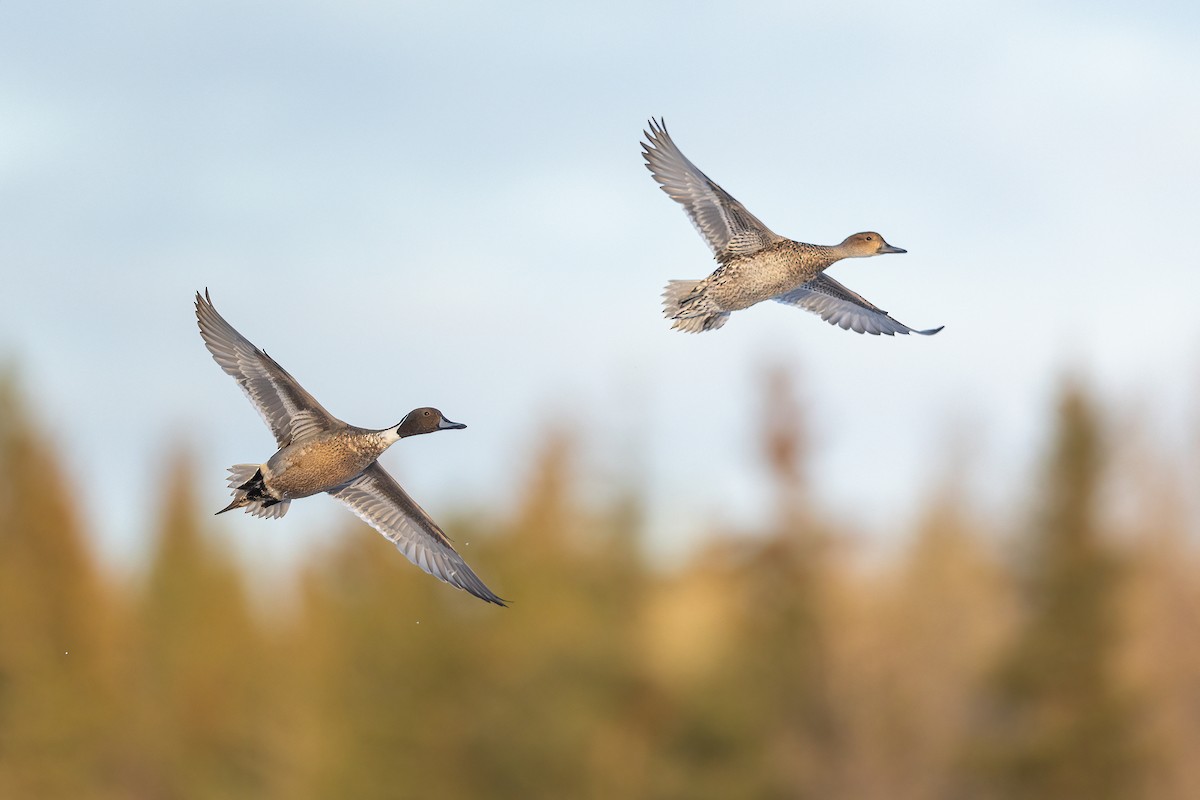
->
[3, 0, 1198, 568]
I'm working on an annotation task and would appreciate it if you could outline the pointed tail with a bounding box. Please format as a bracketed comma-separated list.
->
[216, 464, 291, 519]
[662, 280, 730, 333]
[216, 496, 249, 515]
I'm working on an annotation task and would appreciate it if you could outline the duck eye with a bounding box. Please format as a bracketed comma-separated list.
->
[865, 236, 873, 241]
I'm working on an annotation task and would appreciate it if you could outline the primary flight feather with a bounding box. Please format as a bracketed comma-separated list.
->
[195, 290, 505, 606]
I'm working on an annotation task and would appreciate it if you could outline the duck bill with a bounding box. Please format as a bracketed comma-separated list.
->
[438, 417, 467, 430]
[878, 244, 907, 254]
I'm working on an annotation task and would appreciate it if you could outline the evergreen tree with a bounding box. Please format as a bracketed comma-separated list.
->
[744, 367, 838, 798]
[655, 367, 838, 800]
[965, 383, 1140, 798]
[459, 431, 648, 799]
[297, 429, 650, 800]
[874, 486, 1012, 800]
[0, 373, 119, 798]
[299, 517, 474, 800]
[127, 450, 273, 799]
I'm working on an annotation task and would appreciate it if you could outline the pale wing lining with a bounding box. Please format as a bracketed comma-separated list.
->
[195, 290, 339, 446]
[329, 464, 506, 606]
[774, 274, 943, 336]
[641, 118, 782, 260]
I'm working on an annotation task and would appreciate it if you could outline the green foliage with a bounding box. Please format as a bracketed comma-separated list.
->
[0, 372, 1181, 799]
[125, 451, 277, 798]
[964, 383, 1141, 799]
[0, 374, 121, 799]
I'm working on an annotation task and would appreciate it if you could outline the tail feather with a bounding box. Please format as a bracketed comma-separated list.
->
[245, 498, 290, 519]
[670, 313, 730, 333]
[662, 280, 702, 315]
[217, 463, 291, 519]
[662, 280, 730, 333]
[226, 463, 261, 490]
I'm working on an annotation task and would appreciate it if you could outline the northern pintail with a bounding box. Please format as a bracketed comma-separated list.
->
[642, 118, 943, 335]
[195, 290, 505, 606]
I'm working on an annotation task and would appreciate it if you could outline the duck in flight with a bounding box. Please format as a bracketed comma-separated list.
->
[641, 118, 942, 336]
[195, 290, 505, 606]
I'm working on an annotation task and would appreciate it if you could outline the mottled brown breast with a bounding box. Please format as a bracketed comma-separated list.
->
[264, 431, 388, 499]
[705, 240, 839, 311]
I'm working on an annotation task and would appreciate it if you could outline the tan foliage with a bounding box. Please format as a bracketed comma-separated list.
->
[0, 370, 1195, 799]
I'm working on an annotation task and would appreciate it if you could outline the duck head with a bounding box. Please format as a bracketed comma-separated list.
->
[395, 407, 467, 438]
[839, 232, 906, 257]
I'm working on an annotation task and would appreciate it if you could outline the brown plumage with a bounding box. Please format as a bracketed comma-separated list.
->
[195, 291, 505, 606]
[642, 118, 943, 336]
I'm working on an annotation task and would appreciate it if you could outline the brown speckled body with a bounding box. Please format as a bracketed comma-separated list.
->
[692, 240, 841, 312]
[262, 427, 392, 499]
[643, 119, 937, 336]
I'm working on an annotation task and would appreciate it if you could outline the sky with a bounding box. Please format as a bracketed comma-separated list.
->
[2, 0, 1198, 569]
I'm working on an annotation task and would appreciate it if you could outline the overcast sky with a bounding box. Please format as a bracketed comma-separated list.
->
[3, 0, 1198, 569]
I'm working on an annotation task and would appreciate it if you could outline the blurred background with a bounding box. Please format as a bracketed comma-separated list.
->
[2, 0, 1199, 797]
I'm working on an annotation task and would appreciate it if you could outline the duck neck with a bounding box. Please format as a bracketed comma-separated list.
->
[810, 242, 849, 268]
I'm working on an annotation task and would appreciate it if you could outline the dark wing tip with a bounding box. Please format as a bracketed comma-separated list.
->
[477, 589, 509, 607]
[643, 116, 669, 145]
[458, 562, 508, 606]
[918, 325, 945, 336]
[456, 569, 508, 607]
[195, 289, 219, 323]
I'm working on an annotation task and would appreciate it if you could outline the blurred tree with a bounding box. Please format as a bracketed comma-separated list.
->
[760, 366, 808, 519]
[650, 367, 840, 799]
[301, 429, 649, 800]
[964, 383, 1141, 799]
[1113, 425, 1200, 800]
[744, 366, 838, 798]
[855, 486, 1013, 800]
[461, 430, 650, 799]
[125, 450, 275, 799]
[299, 524, 471, 800]
[0, 372, 121, 798]
[7, 363, 1200, 799]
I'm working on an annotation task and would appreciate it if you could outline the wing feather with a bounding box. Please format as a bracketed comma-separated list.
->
[329, 463, 506, 606]
[641, 118, 783, 262]
[774, 274, 943, 336]
[195, 290, 341, 446]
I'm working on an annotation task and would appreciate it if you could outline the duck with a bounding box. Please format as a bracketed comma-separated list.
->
[194, 290, 505, 606]
[641, 118, 943, 335]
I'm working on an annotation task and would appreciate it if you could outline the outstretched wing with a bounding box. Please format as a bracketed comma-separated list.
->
[329, 463, 507, 606]
[195, 290, 341, 446]
[774, 274, 944, 336]
[642, 117, 784, 262]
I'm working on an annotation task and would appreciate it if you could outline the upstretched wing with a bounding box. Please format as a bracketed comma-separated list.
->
[195, 290, 341, 446]
[774, 274, 944, 336]
[329, 463, 507, 606]
[642, 117, 784, 262]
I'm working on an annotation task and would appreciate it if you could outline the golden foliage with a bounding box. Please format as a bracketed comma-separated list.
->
[1, 371, 1195, 799]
